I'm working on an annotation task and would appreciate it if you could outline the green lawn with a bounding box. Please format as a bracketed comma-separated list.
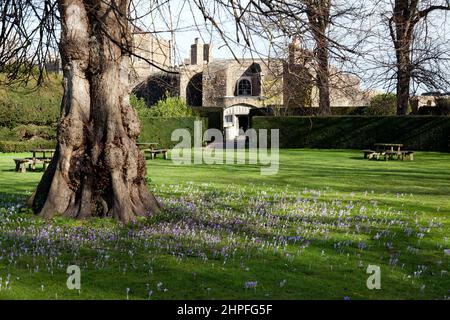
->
[0, 149, 449, 299]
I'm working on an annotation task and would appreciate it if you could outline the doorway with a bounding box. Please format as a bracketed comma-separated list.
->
[237, 115, 249, 132]
[223, 105, 253, 140]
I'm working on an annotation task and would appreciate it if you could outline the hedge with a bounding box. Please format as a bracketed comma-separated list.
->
[0, 125, 57, 152]
[271, 106, 367, 116]
[0, 75, 62, 128]
[139, 117, 208, 148]
[0, 118, 206, 152]
[12, 124, 56, 140]
[0, 101, 59, 127]
[0, 139, 56, 153]
[252, 116, 450, 151]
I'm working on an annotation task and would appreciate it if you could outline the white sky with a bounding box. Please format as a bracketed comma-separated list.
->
[134, 0, 272, 63]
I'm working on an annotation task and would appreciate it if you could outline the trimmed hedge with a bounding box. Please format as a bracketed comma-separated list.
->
[252, 116, 450, 151]
[0, 75, 62, 128]
[139, 117, 208, 148]
[12, 124, 56, 140]
[0, 125, 57, 152]
[0, 139, 56, 152]
[1, 118, 206, 152]
[0, 100, 59, 127]
[270, 106, 367, 116]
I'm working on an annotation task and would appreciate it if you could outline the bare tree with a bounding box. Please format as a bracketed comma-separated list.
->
[241, 0, 370, 115]
[304, 0, 332, 114]
[387, 0, 450, 115]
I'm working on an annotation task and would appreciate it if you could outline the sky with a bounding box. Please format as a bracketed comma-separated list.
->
[134, 0, 274, 64]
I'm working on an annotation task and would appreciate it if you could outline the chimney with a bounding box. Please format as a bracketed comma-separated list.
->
[203, 43, 212, 63]
[190, 38, 204, 65]
[288, 36, 302, 65]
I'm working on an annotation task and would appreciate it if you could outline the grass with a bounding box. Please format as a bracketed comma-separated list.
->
[0, 149, 449, 300]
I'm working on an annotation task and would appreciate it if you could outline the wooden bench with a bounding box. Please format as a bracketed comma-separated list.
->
[382, 150, 414, 161]
[362, 149, 378, 159]
[41, 158, 52, 170]
[14, 158, 33, 173]
[144, 148, 168, 160]
[29, 158, 52, 171]
[400, 150, 414, 161]
[13, 158, 52, 172]
[383, 150, 399, 161]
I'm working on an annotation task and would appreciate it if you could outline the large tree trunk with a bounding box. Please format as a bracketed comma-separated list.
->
[391, 1, 450, 115]
[316, 40, 331, 115]
[307, 1, 331, 115]
[392, 0, 414, 115]
[28, 0, 160, 223]
[396, 55, 411, 115]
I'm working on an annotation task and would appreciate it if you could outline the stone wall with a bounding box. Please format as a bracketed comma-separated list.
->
[202, 66, 228, 107]
[200, 59, 279, 108]
[130, 32, 172, 81]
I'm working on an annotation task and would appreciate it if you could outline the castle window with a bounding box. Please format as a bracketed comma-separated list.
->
[225, 115, 233, 123]
[237, 78, 252, 96]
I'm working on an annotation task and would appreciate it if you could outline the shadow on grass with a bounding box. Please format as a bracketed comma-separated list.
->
[348, 156, 369, 161]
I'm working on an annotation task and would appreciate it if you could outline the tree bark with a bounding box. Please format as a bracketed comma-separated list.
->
[396, 54, 411, 115]
[315, 38, 331, 115]
[306, 1, 331, 115]
[392, 0, 414, 115]
[28, 0, 160, 223]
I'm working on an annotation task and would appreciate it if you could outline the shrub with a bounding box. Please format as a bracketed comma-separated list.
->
[149, 96, 193, 117]
[130, 94, 150, 119]
[331, 107, 366, 116]
[0, 123, 57, 153]
[131, 94, 193, 118]
[0, 127, 16, 141]
[436, 97, 450, 116]
[364, 93, 397, 115]
[418, 106, 439, 115]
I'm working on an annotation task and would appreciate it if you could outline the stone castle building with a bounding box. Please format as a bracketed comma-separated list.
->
[132, 37, 373, 139]
[130, 29, 172, 82]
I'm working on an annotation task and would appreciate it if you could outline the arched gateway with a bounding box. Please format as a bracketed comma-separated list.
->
[223, 105, 254, 140]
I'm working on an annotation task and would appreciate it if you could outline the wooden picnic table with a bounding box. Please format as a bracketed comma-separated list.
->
[13, 148, 55, 173]
[137, 142, 168, 160]
[31, 148, 55, 159]
[374, 143, 403, 153]
[363, 143, 414, 161]
[137, 142, 158, 149]
[374, 143, 403, 160]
